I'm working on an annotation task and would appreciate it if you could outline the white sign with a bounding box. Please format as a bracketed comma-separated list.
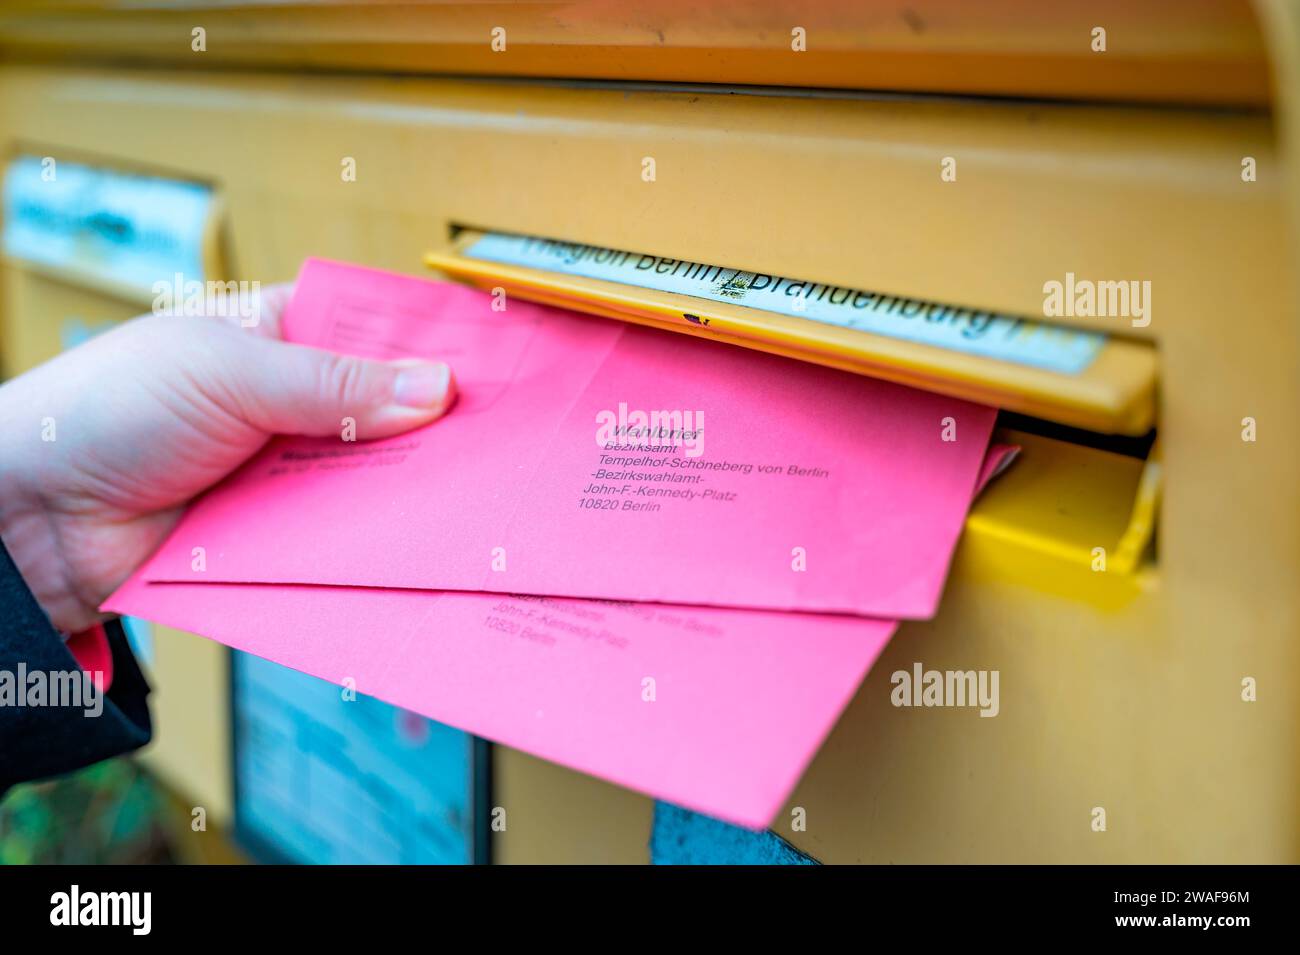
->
[466, 231, 1104, 375]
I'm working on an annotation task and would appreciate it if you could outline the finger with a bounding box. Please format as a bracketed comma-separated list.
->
[226, 336, 458, 441]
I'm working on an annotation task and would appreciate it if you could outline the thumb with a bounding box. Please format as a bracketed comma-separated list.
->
[231, 335, 457, 440]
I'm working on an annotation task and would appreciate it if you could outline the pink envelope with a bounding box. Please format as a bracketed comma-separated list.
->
[106, 444, 1017, 829]
[106, 579, 896, 829]
[138, 259, 996, 620]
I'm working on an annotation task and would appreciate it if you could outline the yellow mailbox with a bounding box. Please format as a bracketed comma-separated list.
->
[0, 0, 1296, 864]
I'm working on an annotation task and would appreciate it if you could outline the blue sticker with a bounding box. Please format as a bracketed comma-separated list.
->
[650, 801, 819, 865]
[232, 652, 474, 864]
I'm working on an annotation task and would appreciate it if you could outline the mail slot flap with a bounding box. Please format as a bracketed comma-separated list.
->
[427, 230, 1158, 436]
[971, 429, 1159, 576]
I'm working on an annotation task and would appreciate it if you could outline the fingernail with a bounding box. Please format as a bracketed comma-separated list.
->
[393, 362, 453, 409]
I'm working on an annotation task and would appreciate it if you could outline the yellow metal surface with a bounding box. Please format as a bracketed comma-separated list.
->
[491, 748, 652, 864]
[136, 627, 233, 826]
[0, 0, 1271, 106]
[0, 267, 139, 377]
[0, 54, 1294, 862]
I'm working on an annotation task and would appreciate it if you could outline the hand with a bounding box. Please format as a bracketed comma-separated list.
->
[0, 284, 456, 633]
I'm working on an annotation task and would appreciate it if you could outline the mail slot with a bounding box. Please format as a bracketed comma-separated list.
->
[428, 228, 1160, 437]
[0, 0, 1295, 865]
[428, 228, 1164, 589]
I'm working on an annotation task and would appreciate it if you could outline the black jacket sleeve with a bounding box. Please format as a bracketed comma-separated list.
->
[0, 537, 151, 794]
